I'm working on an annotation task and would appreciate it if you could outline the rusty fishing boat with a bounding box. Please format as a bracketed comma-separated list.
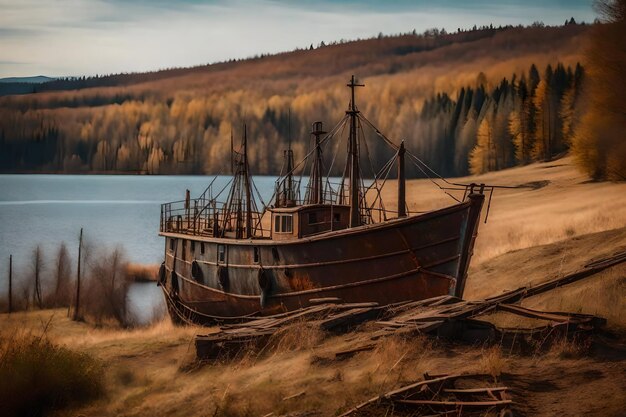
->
[158, 76, 486, 325]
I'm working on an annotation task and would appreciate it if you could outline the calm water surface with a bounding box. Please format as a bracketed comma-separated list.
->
[0, 174, 278, 322]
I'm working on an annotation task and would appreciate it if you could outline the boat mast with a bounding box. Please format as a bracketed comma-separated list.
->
[284, 142, 294, 206]
[278, 110, 296, 207]
[309, 121, 326, 204]
[397, 140, 406, 217]
[347, 75, 364, 227]
[230, 129, 234, 175]
[243, 124, 252, 238]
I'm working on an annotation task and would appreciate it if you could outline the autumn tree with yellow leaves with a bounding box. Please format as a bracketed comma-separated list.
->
[571, 0, 626, 180]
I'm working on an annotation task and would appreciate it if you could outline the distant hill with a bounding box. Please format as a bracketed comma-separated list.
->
[0, 75, 56, 84]
[0, 76, 57, 96]
[0, 23, 591, 176]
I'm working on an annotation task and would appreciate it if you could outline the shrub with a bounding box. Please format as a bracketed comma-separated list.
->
[0, 332, 105, 417]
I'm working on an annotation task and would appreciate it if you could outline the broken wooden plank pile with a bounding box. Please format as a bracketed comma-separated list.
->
[195, 251, 623, 360]
[196, 294, 605, 360]
[338, 373, 512, 416]
[332, 300, 605, 358]
[371, 300, 605, 342]
[195, 302, 383, 360]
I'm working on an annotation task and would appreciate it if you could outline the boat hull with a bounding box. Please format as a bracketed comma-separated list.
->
[159, 194, 484, 325]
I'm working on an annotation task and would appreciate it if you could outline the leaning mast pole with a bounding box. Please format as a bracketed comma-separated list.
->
[347, 75, 364, 227]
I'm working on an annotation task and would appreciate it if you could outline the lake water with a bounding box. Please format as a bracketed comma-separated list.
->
[0, 174, 280, 323]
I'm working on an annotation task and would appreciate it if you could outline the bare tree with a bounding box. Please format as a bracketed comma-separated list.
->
[83, 246, 131, 327]
[32, 245, 44, 309]
[20, 280, 32, 311]
[53, 243, 72, 307]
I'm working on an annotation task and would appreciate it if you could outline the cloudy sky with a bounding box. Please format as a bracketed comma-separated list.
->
[0, 0, 595, 78]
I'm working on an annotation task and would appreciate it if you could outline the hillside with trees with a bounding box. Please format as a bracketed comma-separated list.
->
[0, 22, 600, 177]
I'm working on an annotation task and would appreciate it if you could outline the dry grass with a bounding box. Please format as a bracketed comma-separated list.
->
[266, 319, 325, 354]
[0, 304, 623, 416]
[479, 345, 507, 379]
[546, 335, 592, 359]
[521, 265, 626, 331]
[0, 329, 105, 417]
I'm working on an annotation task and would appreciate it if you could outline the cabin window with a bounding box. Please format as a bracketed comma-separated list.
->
[333, 213, 341, 222]
[200, 242, 205, 254]
[190, 241, 195, 253]
[169, 239, 175, 251]
[217, 244, 226, 264]
[282, 215, 293, 233]
[182, 240, 187, 260]
[253, 247, 260, 264]
[308, 212, 318, 225]
[274, 214, 293, 233]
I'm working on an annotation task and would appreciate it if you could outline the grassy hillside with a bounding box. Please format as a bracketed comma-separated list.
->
[0, 24, 589, 175]
[1, 157, 624, 417]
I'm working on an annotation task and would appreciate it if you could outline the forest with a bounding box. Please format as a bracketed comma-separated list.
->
[0, 18, 623, 180]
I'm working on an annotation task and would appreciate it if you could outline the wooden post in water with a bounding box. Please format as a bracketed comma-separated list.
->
[397, 141, 406, 218]
[73, 228, 83, 321]
[8, 255, 12, 314]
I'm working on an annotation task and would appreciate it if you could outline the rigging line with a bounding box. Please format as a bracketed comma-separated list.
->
[212, 176, 235, 202]
[358, 113, 525, 192]
[406, 152, 462, 203]
[362, 153, 396, 193]
[270, 115, 348, 206]
[358, 113, 459, 201]
[298, 139, 309, 204]
[326, 115, 348, 204]
[356, 116, 371, 221]
[358, 114, 382, 208]
[357, 115, 393, 219]
[484, 187, 495, 224]
[278, 114, 350, 181]
[375, 151, 397, 220]
[406, 148, 531, 190]
[357, 165, 371, 223]
[361, 152, 396, 209]
[366, 152, 396, 216]
[326, 117, 349, 203]
[193, 176, 234, 221]
[251, 175, 267, 208]
[197, 170, 221, 201]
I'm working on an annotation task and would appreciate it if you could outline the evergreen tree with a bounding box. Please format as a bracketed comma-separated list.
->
[469, 116, 494, 175]
[532, 79, 551, 161]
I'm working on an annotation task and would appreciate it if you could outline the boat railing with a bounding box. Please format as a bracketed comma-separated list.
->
[160, 198, 270, 238]
[273, 177, 303, 206]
